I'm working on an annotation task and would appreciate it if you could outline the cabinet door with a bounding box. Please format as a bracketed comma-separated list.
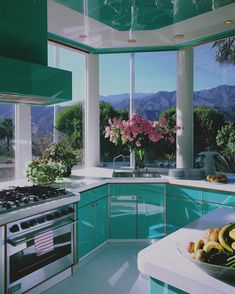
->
[111, 195, 137, 239]
[138, 193, 164, 239]
[202, 202, 235, 215]
[166, 195, 202, 235]
[95, 197, 109, 247]
[78, 204, 94, 259]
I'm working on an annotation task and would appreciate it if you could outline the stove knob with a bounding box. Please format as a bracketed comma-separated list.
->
[61, 210, 68, 216]
[67, 207, 75, 214]
[21, 222, 30, 230]
[9, 224, 20, 233]
[46, 214, 54, 221]
[54, 212, 61, 218]
[29, 219, 38, 227]
[37, 217, 45, 224]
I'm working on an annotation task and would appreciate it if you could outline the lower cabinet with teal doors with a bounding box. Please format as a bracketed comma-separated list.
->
[166, 185, 202, 235]
[78, 196, 109, 259]
[150, 278, 187, 294]
[202, 189, 235, 215]
[110, 184, 165, 239]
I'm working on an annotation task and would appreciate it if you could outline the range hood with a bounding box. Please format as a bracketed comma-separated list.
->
[0, 0, 72, 105]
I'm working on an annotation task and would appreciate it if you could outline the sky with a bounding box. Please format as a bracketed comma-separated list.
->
[99, 43, 235, 96]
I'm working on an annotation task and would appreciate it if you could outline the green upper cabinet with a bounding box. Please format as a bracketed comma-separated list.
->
[166, 185, 202, 235]
[111, 195, 137, 239]
[0, 0, 47, 64]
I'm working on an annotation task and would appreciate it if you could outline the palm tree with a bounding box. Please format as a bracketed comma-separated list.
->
[0, 118, 14, 149]
[212, 37, 235, 66]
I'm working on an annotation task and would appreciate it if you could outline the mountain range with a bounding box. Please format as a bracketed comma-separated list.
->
[0, 85, 235, 133]
[100, 85, 235, 121]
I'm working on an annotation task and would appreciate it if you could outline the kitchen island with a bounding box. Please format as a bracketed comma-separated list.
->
[138, 208, 235, 294]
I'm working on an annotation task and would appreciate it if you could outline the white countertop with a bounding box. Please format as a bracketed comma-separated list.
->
[1, 167, 235, 194]
[65, 167, 235, 193]
[138, 209, 235, 294]
[0, 167, 235, 225]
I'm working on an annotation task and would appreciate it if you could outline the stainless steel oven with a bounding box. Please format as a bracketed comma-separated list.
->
[6, 204, 77, 294]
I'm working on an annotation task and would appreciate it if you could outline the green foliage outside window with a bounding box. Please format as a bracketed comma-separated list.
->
[55, 104, 83, 149]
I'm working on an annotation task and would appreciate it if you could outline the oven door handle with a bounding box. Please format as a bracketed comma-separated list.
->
[7, 220, 78, 247]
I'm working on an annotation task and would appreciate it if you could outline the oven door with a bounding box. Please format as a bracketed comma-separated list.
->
[7, 220, 76, 294]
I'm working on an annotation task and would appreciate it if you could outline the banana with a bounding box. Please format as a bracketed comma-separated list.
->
[194, 239, 204, 254]
[229, 228, 235, 241]
[232, 242, 235, 250]
[203, 241, 224, 253]
[218, 224, 235, 253]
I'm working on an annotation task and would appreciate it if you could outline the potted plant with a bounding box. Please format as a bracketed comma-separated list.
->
[26, 159, 64, 185]
[42, 143, 78, 177]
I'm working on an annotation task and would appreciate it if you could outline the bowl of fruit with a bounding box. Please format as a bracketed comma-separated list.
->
[177, 224, 235, 280]
[206, 173, 228, 183]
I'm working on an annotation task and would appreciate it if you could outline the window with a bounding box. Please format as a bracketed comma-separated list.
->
[99, 51, 177, 169]
[0, 104, 15, 182]
[99, 53, 130, 165]
[135, 51, 176, 168]
[31, 42, 86, 169]
[194, 37, 235, 173]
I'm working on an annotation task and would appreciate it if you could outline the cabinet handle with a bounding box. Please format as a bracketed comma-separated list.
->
[132, 196, 135, 200]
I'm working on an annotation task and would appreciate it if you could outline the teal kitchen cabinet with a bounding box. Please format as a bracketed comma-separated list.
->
[78, 196, 109, 259]
[95, 196, 109, 247]
[138, 190, 165, 239]
[150, 278, 187, 294]
[78, 184, 109, 208]
[110, 184, 165, 239]
[78, 203, 94, 258]
[202, 201, 235, 215]
[166, 185, 202, 235]
[110, 195, 137, 239]
[202, 190, 235, 207]
[202, 190, 235, 216]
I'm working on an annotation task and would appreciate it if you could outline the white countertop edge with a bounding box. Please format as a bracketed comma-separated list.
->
[137, 209, 235, 294]
[138, 255, 225, 294]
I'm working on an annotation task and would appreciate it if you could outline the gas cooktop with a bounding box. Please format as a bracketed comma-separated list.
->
[0, 185, 69, 212]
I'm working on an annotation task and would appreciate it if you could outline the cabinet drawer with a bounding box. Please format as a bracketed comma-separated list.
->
[203, 190, 235, 206]
[166, 185, 202, 200]
[110, 183, 164, 196]
[202, 202, 235, 215]
[78, 185, 109, 207]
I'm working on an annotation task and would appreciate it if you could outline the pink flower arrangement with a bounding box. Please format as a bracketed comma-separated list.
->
[104, 113, 177, 159]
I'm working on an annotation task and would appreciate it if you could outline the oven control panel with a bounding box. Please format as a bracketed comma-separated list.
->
[7, 204, 75, 237]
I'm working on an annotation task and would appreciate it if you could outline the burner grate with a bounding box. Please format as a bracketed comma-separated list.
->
[0, 185, 68, 210]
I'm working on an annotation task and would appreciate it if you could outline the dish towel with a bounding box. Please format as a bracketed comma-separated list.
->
[34, 230, 54, 256]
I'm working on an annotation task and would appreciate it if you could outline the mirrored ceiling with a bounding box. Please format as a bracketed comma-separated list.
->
[48, 0, 235, 53]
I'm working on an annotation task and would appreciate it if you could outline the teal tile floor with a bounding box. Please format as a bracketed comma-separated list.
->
[44, 242, 149, 294]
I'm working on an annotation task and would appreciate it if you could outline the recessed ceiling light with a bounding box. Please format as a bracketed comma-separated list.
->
[127, 38, 136, 43]
[80, 34, 87, 39]
[224, 19, 233, 25]
[174, 34, 184, 39]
